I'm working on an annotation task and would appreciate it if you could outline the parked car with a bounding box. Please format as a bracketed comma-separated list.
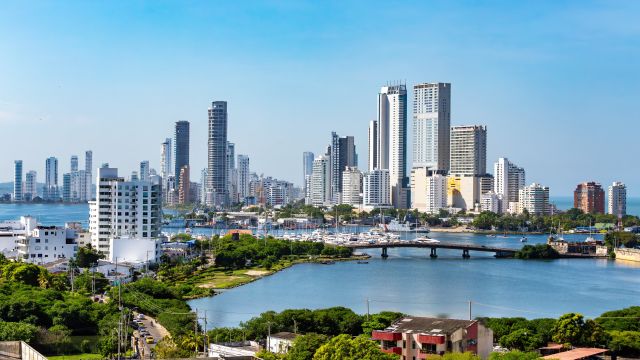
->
[146, 336, 155, 344]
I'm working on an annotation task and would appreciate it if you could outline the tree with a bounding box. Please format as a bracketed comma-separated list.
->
[608, 331, 640, 357]
[499, 328, 544, 351]
[552, 313, 586, 346]
[75, 245, 103, 268]
[488, 351, 540, 360]
[0, 321, 39, 342]
[313, 334, 397, 360]
[288, 333, 330, 360]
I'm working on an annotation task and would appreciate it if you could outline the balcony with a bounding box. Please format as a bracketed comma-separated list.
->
[372, 331, 402, 341]
[418, 334, 445, 345]
[380, 347, 402, 355]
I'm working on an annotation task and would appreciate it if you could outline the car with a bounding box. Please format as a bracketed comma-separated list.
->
[137, 314, 145, 320]
[146, 336, 155, 344]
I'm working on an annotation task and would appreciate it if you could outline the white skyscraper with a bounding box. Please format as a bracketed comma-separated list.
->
[24, 171, 37, 201]
[44, 157, 59, 201]
[518, 183, 550, 216]
[237, 155, 250, 202]
[412, 82, 451, 171]
[139, 161, 150, 182]
[363, 169, 391, 209]
[368, 120, 378, 172]
[377, 84, 408, 208]
[493, 157, 525, 209]
[85, 151, 93, 201]
[89, 166, 162, 256]
[13, 160, 23, 202]
[227, 142, 237, 204]
[161, 138, 172, 178]
[310, 154, 331, 207]
[70, 155, 78, 172]
[410, 167, 447, 214]
[608, 182, 627, 216]
[450, 125, 487, 176]
[341, 167, 362, 206]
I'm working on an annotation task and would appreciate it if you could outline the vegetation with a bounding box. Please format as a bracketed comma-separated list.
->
[73, 245, 103, 268]
[514, 244, 560, 259]
[312, 334, 397, 360]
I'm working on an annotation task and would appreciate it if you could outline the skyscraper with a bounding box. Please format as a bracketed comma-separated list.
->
[303, 151, 314, 194]
[519, 183, 550, 216]
[13, 160, 23, 202]
[410, 167, 447, 214]
[178, 165, 190, 204]
[450, 125, 487, 176]
[238, 155, 250, 202]
[161, 138, 172, 179]
[412, 82, 451, 172]
[140, 161, 150, 182]
[363, 169, 391, 208]
[368, 120, 378, 172]
[608, 182, 627, 216]
[341, 167, 362, 206]
[574, 182, 605, 214]
[330, 132, 357, 203]
[493, 157, 525, 209]
[377, 84, 409, 208]
[70, 155, 78, 172]
[25, 171, 37, 201]
[310, 154, 331, 206]
[45, 157, 59, 201]
[85, 150, 93, 201]
[174, 120, 190, 190]
[62, 173, 72, 202]
[207, 101, 228, 207]
[227, 142, 237, 203]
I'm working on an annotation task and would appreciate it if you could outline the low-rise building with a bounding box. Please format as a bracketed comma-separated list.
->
[372, 316, 493, 360]
[268, 332, 299, 354]
[16, 225, 78, 264]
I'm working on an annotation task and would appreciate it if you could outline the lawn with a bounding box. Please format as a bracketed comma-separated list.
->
[48, 354, 103, 360]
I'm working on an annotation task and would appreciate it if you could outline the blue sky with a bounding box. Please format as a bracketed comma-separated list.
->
[0, 1, 638, 196]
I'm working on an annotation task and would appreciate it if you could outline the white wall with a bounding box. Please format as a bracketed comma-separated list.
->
[109, 237, 160, 263]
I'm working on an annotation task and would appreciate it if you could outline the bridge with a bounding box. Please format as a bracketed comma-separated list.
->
[343, 241, 517, 259]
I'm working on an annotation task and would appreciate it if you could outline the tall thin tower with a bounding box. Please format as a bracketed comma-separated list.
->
[412, 82, 451, 171]
[207, 101, 228, 207]
[174, 121, 190, 190]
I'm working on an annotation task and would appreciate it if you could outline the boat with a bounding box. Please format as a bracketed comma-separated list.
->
[357, 261, 369, 264]
[320, 260, 335, 265]
[520, 237, 528, 243]
[380, 219, 430, 233]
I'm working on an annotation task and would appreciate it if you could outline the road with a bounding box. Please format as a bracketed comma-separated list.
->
[133, 312, 170, 359]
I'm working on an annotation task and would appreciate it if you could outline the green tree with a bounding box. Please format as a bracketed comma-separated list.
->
[288, 333, 330, 360]
[0, 321, 39, 342]
[313, 334, 397, 360]
[608, 331, 640, 357]
[552, 313, 586, 346]
[488, 351, 540, 359]
[74, 245, 103, 268]
[499, 328, 544, 351]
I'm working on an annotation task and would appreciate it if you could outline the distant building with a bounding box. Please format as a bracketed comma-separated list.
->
[16, 225, 78, 265]
[330, 132, 357, 203]
[450, 125, 487, 176]
[302, 151, 314, 194]
[227, 142, 237, 204]
[13, 160, 23, 202]
[174, 120, 190, 196]
[341, 166, 362, 206]
[447, 175, 480, 211]
[44, 157, 59, 201]
[574, 182, 605, 214]
[178, 165, 190, 204]
[608, 181, 627, 216]
[493, 157, 525, 210]
[62, 173, 71, 202]
[24, 171, 37, 201]
[519, 183, 550, 216]
[411, 167, 447, 214]
[480, 192, 500, 213]
[139, 161, 150, 182]
[412, 82, 451, 172]
[237, 155, 250, 202]
[207, 101, 228, 207]
[310, 154, 331, 207]
[368, 120, 378, 172]
[372, 316, 493, 359]
[363, 169, 391, 209]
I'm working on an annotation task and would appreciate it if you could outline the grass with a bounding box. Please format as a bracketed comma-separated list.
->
[48, 354, 103, 360]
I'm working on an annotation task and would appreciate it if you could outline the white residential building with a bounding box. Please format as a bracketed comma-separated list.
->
[44, 157, 59, 201]
[518, 183, 550, 216]
[480, 192, 500, 213]
[368, 120, 378, 172]
[341, 167, 362, 206]
[237, 155, 250, 202]
[310, 155, 331, 207]
[13, 160, 23, 202]
[16, 225, 78, 264]
[450, 125, 487, 176]
[411, 168, 447, 214]
[89, 166, 162, 257]
[608, 182, 627, 216]
[140, 161, 150, 181]
[24, 171, 37, 201]
[363, 169, 391, 210]
[493, 157, 525, 208]
[0, 216, 38, 256]
[412, 82, 451, 172]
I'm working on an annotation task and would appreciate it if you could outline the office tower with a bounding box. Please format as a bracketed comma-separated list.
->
[519, 183, 550, 216]
[24, 171, 37, 201]
[44, 157, 59, 201]
[140, 161, 150, 182]
[89, 166, 162, 256]
[310, 154, 331, 206]
[450, 125, 487, 176]
[341, 167, 362, 206]
[238, 155, 250, 201]
[493, 158, 525, 206]
[62, 173, 71, 202]
[368, 120, 378, 172]
[377, 84, 409, 208]
[85, 151, 93, 201]
[574, 182, 605, 214]
[608, 182, 627, 216]
[303, 151, 314, 194]
[411, 167, 447, 214]
[363, 169, 391, 208]
[161, 138, 172, 178]
[178, 165, 190, 204]
[70, 155, 78, 173]
[174, 120, 190, 190]
[207, 101, 228, 207]
[13, 160, 23, 202]
[413, 82, 451, 171]
[330, 132, 357, 203]
[227, 142, 237, 203]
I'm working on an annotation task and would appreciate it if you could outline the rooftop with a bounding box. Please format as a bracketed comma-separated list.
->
[541, 348, 607, 360]
[382, 317, 475, 335]
[270, 332, 299, 341]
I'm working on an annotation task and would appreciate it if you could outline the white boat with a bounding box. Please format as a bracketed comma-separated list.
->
[520, 237, 528, 243]
[380, 219, 430, 233]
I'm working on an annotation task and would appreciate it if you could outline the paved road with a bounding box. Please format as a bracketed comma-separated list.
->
[133, 312, 169, 358]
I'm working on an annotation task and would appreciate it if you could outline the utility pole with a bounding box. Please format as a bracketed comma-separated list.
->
[468, 300, 472, 320]
[203, 310, 208, 354]
[194, 308, 198, 356]
[366, 298, 370, 321]
[267, 321, 272, 353]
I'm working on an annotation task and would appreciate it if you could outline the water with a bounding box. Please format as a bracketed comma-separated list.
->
[551, 196, 640, 216]
[0, 203, 90, 227]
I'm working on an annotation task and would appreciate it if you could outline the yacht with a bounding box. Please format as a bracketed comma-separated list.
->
[380, 219, 430, 233]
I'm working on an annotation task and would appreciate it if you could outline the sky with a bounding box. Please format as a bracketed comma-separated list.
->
[0, 0, 639, 196]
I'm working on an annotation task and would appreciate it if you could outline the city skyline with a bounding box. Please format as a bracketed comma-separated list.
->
[1, 1, 639, 195]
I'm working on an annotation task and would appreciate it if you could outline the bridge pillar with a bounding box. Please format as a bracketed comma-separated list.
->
[462, 249, 470, 259]
[381, 247, 388, 258]
[429, 247, 437, 258]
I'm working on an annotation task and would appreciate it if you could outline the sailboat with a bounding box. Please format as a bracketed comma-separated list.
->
[585, 220, 596, 242]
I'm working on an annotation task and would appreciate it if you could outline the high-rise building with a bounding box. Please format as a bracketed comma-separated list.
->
[178, 165, 190, 204]
[207, 101, 228, 207]
[363, 169, 391, 209]
[608, 182, 627, 217]
[24, 171, 37, 201]
[519, 183, 550, 216]
[140, 161, 150, 181]
[410, 167, 447, 214]
[62, 173, 72, 202]
[412, 82, 451, 171]
[303, 151, 314, 196]
[200, 168, 208, 204]
[368, 120, 378, 172]
[310, 154, 331, 207]
[70, 155, 78, 173]
[450, 125, 487, 176]
[574, 182, 605, 214]
[227, 142, 237, 204]
[493, 158, 525, 209]
[44, 157, 59, 201]
[330, 132, 357, 203]
[85, 151, 93, 201]
[89, 166, 162, 256]
[174, 121, 190, 191]
[238, 155, 250, 202]
[377, 84, 409, 208]
[480, 192, 500, 213]
[341, 167, 362, 206]
[161, 138, 172, 178]
[13, 160, 23, 202]
[447, 175, 480, 211]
